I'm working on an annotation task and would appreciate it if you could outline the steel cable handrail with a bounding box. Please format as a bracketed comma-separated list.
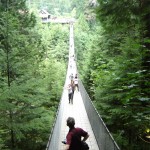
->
[78, 80, 120, 150]
[45, 59, 71, 150]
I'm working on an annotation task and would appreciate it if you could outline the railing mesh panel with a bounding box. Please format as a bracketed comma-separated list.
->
[79, 80, 120, 150]
[46, 90, 65, 150]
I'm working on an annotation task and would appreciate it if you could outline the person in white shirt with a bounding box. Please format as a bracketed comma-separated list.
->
[68, 84, 73, 103]
[74, 75, 79, 91]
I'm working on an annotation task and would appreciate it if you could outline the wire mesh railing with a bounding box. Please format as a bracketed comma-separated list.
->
[45, 90, 65, 150]
[78, 80, 120, 150]
[46, 39, 75, 150]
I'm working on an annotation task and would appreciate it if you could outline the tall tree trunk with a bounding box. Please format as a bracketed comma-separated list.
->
[140, 0, 150, 97]
[6, 0, 15, 148]
[10, 112, 15, 149]
[141, 0, 150, 70]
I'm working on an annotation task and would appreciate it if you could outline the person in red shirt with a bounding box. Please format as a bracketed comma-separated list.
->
[64, 117, 89, 150]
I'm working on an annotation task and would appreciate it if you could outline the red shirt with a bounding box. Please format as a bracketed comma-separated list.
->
[66, 127, 88, 150]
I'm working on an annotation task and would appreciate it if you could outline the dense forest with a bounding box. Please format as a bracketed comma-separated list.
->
[0, 0, 67, 149]
[0, 0, 149, 150]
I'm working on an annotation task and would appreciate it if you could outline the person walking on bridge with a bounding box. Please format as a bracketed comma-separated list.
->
[70, 80, 75, 103]
[64, 117, 89, 150]
[67, 84, 73, 104]
[74, 74, 79, 91]
[69, 73, 74, 81]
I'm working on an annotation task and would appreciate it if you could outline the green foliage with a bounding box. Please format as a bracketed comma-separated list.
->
[78, 0, 150, 149]
[1, 0, 149, 149]
[27, 0, 86, 17]
[0, 1, 66, 149]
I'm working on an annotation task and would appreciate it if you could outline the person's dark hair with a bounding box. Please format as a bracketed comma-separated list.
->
[67, 117, 75, 128]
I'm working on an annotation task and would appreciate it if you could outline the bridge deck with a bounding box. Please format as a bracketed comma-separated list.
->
[59, 76, 99, 150]
[46, 22, 120, 150]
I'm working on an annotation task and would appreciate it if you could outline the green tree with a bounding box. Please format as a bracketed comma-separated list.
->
[74, 0, 150, 149]
[0, 1, 66, 149]
[81, 0, 150, 149]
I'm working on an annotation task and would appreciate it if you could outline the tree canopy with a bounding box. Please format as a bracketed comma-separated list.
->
[0, 0, 67, 149]
[77, 0, 150, 149]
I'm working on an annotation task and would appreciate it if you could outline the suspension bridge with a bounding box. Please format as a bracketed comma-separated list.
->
[45, 19, 120, 150]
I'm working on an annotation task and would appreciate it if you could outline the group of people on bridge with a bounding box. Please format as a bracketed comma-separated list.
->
[63, 72, 90, 150]
[67, 73, 79, 104]
[62, 25, 90, 150]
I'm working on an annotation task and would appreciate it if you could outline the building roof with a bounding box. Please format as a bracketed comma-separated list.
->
[39, 9, 51, 18]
